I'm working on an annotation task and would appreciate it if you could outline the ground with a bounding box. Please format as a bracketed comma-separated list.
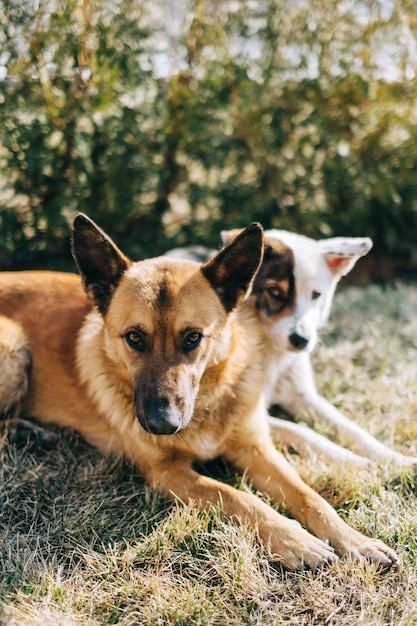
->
[1, 282, 417, 625]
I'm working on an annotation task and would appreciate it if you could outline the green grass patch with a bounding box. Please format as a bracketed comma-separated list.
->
[1, 283, 417, 625]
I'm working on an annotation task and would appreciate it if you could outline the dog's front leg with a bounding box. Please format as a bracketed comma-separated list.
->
[292, 392, 417, 465]
[228, 438, 399, 570]
[144, 460, 337, 571]
[269, 352, 417, 465]
[267, 417, 369, 465]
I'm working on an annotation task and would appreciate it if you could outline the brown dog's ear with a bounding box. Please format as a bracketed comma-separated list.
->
[71, 214, 131, 315]
[220, 228, 243, 246]
[201, 223, 264, 312]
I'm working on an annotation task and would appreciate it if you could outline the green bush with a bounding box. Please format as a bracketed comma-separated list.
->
[0, 0, 416, 270]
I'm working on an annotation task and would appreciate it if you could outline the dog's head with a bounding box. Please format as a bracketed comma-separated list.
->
[72, 214, 263, 436]
[221, 228, 372, 353]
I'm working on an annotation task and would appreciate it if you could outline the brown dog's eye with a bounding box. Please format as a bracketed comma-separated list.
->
[125, 331, 146, 352]
[312, 291, 321, 300]
[182, 331, 202, 353]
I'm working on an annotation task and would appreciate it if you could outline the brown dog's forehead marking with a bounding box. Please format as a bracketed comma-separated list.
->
[251, 236, 295, 318]
[111, 258, 223, 334]
[156, 276, 172, 310]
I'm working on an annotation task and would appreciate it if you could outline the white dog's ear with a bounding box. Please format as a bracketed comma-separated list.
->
[318, 237, 373, 277]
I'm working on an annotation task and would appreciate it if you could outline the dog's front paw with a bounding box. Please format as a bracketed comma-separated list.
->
[398, 455, 417, 469]
[269, 524, 339, 571]
[349, 537, 399, 570]
[335, 530, 399, 571]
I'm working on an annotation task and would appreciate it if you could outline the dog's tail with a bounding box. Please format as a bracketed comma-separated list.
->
[0, 316, 31, 421]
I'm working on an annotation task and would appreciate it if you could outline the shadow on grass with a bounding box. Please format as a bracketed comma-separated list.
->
[0, 426, 171, 595]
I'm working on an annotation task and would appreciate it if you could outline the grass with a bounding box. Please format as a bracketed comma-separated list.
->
[1, 282, 417, 625]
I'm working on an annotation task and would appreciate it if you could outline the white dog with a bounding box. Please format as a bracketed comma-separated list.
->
[169, 230, 417, 466]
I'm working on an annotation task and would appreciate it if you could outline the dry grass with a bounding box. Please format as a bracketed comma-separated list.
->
[1, 283, 417, 625]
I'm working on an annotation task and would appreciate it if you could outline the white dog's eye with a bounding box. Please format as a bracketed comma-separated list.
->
[266, 286, 284, 301]
[312, 291, 321, 300]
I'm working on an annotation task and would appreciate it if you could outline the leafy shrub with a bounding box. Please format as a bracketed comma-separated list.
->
[0, 0, 416, 271]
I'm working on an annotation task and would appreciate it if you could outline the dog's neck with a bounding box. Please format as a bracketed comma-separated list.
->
[199, 307, 264, 398]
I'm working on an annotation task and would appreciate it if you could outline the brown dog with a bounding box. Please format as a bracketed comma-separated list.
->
[0, 214, 397, 570]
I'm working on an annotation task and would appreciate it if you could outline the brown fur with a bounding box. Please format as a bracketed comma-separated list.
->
[0, 215, 398, 571]
[0, 316, 31, 420]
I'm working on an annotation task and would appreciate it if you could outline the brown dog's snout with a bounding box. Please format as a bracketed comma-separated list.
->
[136, 395, 183, 435]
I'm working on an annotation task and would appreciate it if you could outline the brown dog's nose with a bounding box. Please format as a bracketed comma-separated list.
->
[139, 397, 182, 435]
[289, 332, 309, 350]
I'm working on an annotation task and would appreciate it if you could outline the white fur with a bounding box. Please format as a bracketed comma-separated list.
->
[261, 230, 417, 466]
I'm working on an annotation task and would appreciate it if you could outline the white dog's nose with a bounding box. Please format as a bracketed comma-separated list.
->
[289, 332, 309, 350]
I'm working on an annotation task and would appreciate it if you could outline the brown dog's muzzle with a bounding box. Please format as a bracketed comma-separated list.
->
[135, 394, 188, 435]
